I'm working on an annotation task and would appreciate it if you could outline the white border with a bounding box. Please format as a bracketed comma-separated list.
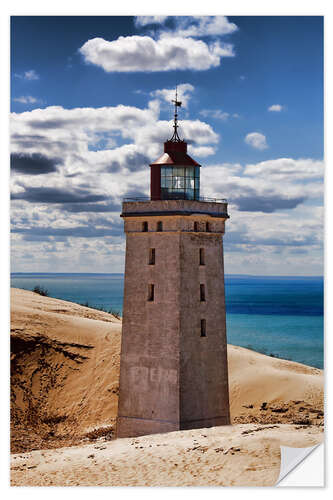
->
[2, 1, 331, 497]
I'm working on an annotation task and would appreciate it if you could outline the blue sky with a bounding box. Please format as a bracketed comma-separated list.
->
[10, 15, 324, 275]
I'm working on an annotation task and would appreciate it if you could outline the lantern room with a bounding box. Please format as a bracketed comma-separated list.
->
[150, 88, 201, 201]
[150, 140, 201, 201]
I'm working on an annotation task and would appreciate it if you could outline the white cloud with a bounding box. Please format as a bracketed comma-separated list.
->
[135, 16, 238, 37]
[268, 104, 284, 112]
[10, 96, 323, 275]
[199, 109, 230, 120]
[10, 101, 218, 200]
[80, 16, 238, 75]
[134, 16, 168, 27]
[201, 158, 323, 213]
[14, 70, 40, 80]
[244, 132, 268, 150]
[150, 83, 194, 108]
[177, 119, 219, 146]
[169, 16, 238, 38]
[25, 70, 39, 80]
[222, 203, 323, 276]
[13, 96, 39, 104]
[188, 145, 216, 157]
[244, 158, 324, 182]
[79, 35, 234, 72]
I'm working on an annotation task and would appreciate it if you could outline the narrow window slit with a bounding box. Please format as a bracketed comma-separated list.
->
[148, 284, 155, 302]
[200, 284, 206, 302]
[206, 221, 211, 232]
[149, 248, 155, 265]
[157, 221, 163, 232]
[142, 221, 148, 232]
[194, 221, 199, 232]
[199, 248, 205, 265]
[201, 319, 206, 337]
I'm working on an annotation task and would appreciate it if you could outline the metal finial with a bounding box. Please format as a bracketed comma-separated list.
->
[170, 86, 182, 142]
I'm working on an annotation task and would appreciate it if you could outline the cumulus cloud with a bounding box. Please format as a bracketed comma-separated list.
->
[201, 158, 324, 214]
[13, 96, 39, 104]
[10, 101, 218, 181]
[13, 224, 123, 239]
[150, 83, 194, 108]
[94, 145, 150, 173]
[79, 35, 234, 73]
[177, 119, 219, 145]
[10, 99, 218, 238]
[15, 69, 39, 80]
[244, 158, 324, 181]
[167, 16, 238, 38]
[199, 109, 230, 120]
[10, 102, 160, 158]
[135, 15, 238, 37]
[11, 186, 107, 204]
[188, 146, 216, 157]
[134, 16, 168, 27]
[10, 153, 62, 175]
[10, 94, 323, 275]
[268, 104, 284, 112]
[25, 70, 39, 80]
[60, 201, 121, 213]
[80, 16, 238, 74]
[244, 132, 268, 150]
[231, 194, 305, 213]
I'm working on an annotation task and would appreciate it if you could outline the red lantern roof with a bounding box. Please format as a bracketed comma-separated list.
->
[150, 140, 201, 167]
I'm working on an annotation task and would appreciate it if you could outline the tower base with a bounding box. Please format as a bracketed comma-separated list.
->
[116, 415, 230, 438]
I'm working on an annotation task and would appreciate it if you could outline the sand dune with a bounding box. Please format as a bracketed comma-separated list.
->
[11, 288, 121, 453]
[10, 288, 324, 486]
[228, 344, 323, 425]
[10, 423, 322, 487]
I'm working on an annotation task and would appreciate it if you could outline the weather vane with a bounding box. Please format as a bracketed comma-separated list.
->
[170, 86, 182, 142]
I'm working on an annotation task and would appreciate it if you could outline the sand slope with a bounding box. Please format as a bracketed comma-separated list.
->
[11, 288, 121, 452]
[10, 288, 324, 486]
[10, 424, 323, 487]
[228, 345, 323, 425]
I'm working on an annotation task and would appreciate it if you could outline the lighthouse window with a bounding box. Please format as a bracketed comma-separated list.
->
[200, 284, 206, 302]
[186, 177, 195, 188]
[142, 221, 148, 232]
[199, 248, 205, 265]
[149, 248, 155, 265]
[157, 221, 163, 232]
[160, 165, 200, 201]
[148, 284, 155, 302]
[200, 319, 206, 337]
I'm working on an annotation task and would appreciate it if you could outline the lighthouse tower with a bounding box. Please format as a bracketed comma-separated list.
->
[116, 90, 230, 438]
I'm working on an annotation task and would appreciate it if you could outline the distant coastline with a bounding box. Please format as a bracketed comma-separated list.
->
[10, 273, 323, 369]
[11, 272, 323, 278]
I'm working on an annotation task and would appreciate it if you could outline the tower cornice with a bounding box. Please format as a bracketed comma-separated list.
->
[120, 199, 229, 219]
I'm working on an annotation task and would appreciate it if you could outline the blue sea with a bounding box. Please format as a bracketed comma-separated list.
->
[11, 273, 324, 370]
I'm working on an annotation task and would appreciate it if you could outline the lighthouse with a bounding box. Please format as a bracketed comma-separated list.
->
[116, 90, 230, 438]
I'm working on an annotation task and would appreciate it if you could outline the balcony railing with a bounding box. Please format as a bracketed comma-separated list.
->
[123, 197, 227, 203]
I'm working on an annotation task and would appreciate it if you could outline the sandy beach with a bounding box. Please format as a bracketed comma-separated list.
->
[10, 288, 324, 486]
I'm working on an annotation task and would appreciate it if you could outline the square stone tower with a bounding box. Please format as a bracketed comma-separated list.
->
[116, 92, 230, 438]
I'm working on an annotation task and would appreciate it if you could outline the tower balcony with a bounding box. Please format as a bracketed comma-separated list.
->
[121, 198, 229, 219]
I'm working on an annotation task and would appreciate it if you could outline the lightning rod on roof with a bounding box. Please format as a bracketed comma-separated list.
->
[170, 86, 183, 142]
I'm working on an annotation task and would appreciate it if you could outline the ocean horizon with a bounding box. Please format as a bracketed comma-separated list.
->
[11, 272, 324, 370]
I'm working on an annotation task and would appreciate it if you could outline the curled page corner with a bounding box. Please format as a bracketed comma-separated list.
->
[276, 443, 324, 486]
